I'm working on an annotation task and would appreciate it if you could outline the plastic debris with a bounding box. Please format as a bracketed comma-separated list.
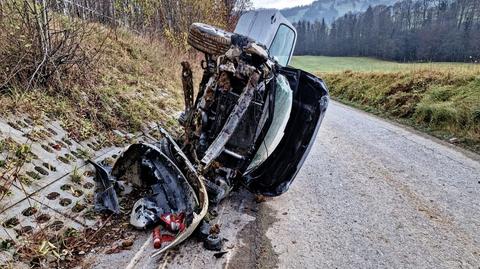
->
[153, 227, 162, 249]
[153, 227, 176, 249]
[204, 234, 223, 251]
[130, 198, 162, 229]
[160, 213, 185, 233]
[88, 160, 120, 214]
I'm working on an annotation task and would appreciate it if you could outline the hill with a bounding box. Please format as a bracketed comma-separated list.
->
[280, 0, 398, 23]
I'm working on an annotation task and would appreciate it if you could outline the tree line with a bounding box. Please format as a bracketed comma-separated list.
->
[44, 0, 251, 43]
[293, 0, 480, 62]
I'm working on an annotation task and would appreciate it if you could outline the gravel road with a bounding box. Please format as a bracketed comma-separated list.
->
[91, 101, 480, 268]
[264, 101, 480, 268]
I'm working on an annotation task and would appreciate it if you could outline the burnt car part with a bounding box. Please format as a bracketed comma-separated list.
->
[181, 61, 194, 112]
[185, 32, 274, 165]
[201, 70, 261, 168]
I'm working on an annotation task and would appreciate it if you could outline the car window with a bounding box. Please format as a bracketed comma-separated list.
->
[269, 24, 295, 66]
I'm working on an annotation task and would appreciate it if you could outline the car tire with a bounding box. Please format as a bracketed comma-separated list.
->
[188, 23, 232, 55]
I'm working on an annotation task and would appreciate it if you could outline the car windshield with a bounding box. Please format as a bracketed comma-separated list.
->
[269, 24, 296, 66]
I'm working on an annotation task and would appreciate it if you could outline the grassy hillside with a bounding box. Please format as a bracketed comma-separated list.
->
[0, 23, 196, 268]
[292, 56, 480, 153]
[0, 25, 191, 142]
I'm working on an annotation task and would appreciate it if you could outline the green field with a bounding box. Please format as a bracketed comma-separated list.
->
[290, 56, 480, 153]
[291, 56, 480, 73]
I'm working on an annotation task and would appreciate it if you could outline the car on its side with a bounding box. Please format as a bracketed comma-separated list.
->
[92, 10, 329, 255]
[184, 10, 329, 196]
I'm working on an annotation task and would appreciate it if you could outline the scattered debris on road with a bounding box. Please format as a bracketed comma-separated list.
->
[213, 251, 228, 258]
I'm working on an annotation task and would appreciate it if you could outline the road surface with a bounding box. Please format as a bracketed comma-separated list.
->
[91, 101, 480, 268]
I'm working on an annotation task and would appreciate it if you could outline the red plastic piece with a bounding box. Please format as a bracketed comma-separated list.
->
[153, 226, 162, 249]
[160, 212, 186, 232]
[161, 234, 175, 242]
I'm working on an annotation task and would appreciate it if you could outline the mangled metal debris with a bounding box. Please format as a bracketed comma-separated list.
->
[90, 137, 208, 255]
[89, 10, 329, 256]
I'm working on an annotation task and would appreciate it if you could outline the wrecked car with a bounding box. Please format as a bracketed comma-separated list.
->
[90, 10, 329, 256]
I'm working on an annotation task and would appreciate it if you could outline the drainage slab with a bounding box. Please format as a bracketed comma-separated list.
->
[0, 115, 160, 243]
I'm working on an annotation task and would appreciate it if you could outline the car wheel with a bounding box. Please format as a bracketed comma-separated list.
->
[188, 23, 232, 55]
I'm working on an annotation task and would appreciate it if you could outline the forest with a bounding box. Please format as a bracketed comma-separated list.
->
[293, 0, 480, 62]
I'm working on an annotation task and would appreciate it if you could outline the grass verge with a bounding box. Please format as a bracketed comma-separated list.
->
[320, 70, 480, 153]
[0, 24, 196, 141]
[291, 56, 480, 154]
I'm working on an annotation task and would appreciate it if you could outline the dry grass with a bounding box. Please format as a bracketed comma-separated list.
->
[0, 24, 197, 141]
[0, 27, 197, 266]
[321, 70, 480, 153]
[0, 2, 99, 91]
[0, 6, 209, 268]
[292, 56, 480, 153]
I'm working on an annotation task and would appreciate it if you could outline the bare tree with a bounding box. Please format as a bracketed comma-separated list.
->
[0, 0, 98, 91]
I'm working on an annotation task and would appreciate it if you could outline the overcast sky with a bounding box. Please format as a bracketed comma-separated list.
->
[251, 0, 315, 9]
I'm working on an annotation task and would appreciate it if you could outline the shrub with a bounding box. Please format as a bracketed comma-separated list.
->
[0, 0, 98, 91]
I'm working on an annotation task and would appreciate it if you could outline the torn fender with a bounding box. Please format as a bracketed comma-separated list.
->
[112, 143, 199, 216]
[107, 130, 208, 255]
[151, 128, 209, 257]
